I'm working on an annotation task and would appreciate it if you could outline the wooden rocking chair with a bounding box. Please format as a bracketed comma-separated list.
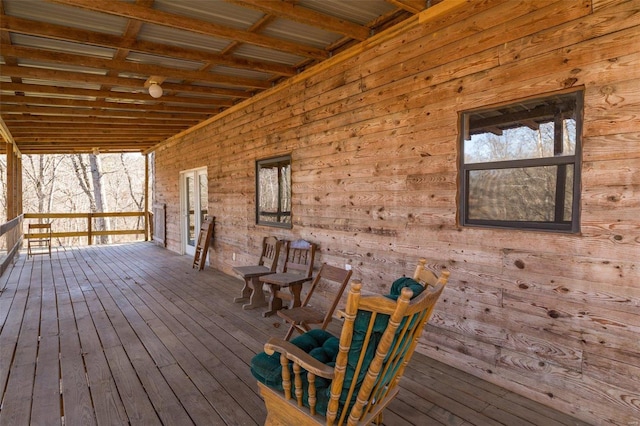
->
[251, 259, 449, 425]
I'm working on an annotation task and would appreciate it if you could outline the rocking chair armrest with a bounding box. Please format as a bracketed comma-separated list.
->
[264, 337, 336, 379]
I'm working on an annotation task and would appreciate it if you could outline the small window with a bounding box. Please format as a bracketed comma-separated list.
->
[256, 155, 292, 228]
[459, 91, 582, 232]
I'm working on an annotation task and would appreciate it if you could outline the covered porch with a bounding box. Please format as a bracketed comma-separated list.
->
[0, 242, 588, 426]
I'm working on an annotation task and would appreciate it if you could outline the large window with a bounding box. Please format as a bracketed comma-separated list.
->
[459, 91, 582, 232]
[256, 155, 292, 228]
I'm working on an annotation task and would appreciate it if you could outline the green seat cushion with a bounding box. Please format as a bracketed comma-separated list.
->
[388, 276, 425, 300]
[250, 276, 425, 416]
[330, 276, 425, 413]
[251, 328, 337, 391]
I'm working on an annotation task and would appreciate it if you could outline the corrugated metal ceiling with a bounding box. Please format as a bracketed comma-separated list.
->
[0, 0, 437, 154]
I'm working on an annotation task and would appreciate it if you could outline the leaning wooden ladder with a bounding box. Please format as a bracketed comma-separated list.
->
[192, 216, 215, 270]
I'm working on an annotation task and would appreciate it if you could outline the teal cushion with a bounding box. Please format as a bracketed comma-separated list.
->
[251, 329, 337, 391]
[328, 276, 425, 414]
[250, 277, 425, 416]
[388, 276, 425, 300]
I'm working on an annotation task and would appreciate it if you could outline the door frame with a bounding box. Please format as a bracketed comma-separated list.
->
[179, 167, 208, 256]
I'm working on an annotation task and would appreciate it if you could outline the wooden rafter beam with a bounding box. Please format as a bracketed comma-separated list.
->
[14, 136, 166, 142]
[0, 95, 222, 113]
[0, 65, 253, 98]
[11, 127, 179, 135]
[16, 143, 154, 153]
[0, 15, 297, 76]
[227, 0, 371, 41]
[0, 83, 236, 106]
[1, 45, 272, 89]
[102, 0, 153, 97]
[19, 141, 155, 147]
[11, 121, 185, 130]
[1, 115, 200, 126]
[1, 105, 209, 120]
[385, 0, 427, 14]
[49, 0, 329, 60]
[0, 116, 20, 155]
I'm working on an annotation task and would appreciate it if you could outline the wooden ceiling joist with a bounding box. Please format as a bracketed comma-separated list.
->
[1, 105, 210, 120]
[50, 0, 330, 60]
[0, 0, 430, 154]
[0, 15, 298, 77]
[0, 65, 253, 99]
[0, 83, 236, 106]
[2, 45, 273, 90]
[0, 95, 228, 113]
[1, 115, 201, 126]
[227, 0, 371, 41]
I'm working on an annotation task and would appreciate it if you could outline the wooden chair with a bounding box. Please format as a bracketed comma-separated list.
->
[259, 239, 316, 317]
[251, 259, 449, 425]
[27, 222, 52, 258]
[233, 236, 282, 310]
[277, 263, 352, 341]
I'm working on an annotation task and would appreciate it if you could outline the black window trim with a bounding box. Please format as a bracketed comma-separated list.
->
[459, 90, 583, 233]
[256, 154, 292, 229]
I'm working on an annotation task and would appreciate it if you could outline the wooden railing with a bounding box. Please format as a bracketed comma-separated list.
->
[0, 214, 23, 276]
[24, 212, 148, 246]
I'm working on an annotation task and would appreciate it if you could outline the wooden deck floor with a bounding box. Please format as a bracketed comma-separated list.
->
[0, 242, 590, 426]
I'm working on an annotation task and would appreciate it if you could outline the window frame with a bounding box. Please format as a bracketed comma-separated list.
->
[255, 155, 292, 229]
[459, 90, 583, 233]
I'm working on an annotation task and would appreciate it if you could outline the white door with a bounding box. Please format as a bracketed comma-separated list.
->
[180, 168, 208, 256]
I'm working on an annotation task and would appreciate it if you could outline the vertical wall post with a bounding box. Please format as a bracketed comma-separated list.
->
[16, 153, 22, 217]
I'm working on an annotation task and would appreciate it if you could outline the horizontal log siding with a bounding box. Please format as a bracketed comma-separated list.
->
[154, 0, 640, 424]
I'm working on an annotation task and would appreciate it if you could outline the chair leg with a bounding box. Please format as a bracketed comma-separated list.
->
[288, 283, 303, 308]
[243, 277, 268, 310]
[284, 323, 295, 341]
[263, 284, 284, 317]
[234, 278, 252, 303]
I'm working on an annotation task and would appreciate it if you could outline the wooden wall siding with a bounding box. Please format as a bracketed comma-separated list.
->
[154, 0, 640, 424]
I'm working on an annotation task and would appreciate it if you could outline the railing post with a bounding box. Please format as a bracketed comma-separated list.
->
[87, 213, 92, 245]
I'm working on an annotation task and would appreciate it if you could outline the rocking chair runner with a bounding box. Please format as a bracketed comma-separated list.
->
[251, 259, 449, 425]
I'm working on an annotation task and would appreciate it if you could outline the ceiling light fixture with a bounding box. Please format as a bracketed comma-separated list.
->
[148, 82, 163, 98]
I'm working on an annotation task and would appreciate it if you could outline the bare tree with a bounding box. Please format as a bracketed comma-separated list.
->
[3, 152, 146, 245]
[120, 153, 144, 229]
[0, 157, 6, 220]
[70, 154, 111, 244]
[23, 155, 64, 220]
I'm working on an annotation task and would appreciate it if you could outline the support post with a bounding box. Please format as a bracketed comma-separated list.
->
[6, 144, 15, 221]
[16, 153, 22, 217]
[2, 118, 24, 257]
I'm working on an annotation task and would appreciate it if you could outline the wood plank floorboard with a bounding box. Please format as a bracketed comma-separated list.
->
[0, 242, 591, 426]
